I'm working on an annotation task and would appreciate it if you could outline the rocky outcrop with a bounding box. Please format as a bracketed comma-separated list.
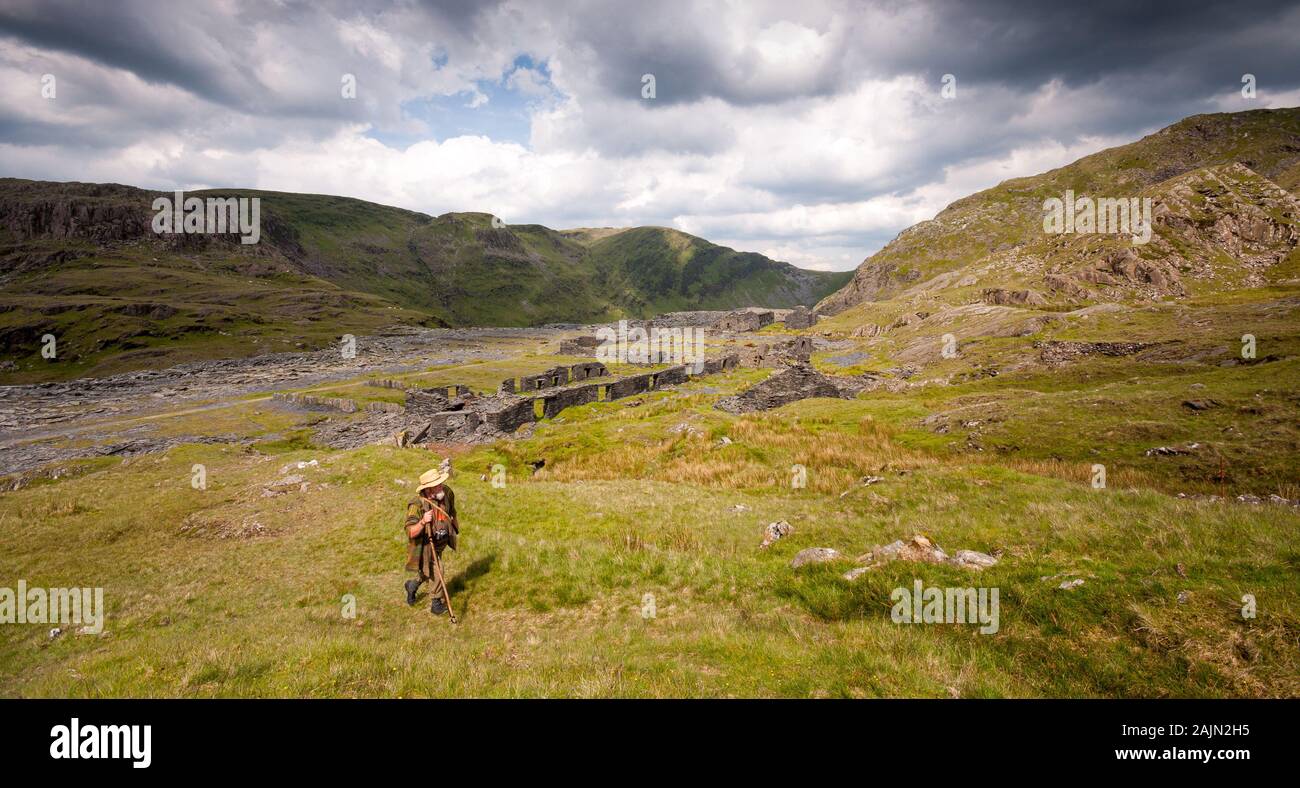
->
[816, 113, 1300, 316]
[980, 288, 1047, 307]
[843, 534, 999, 577]
[0, 181, 154, 242]
[816, 259, 919, 316]
[1033, 340, 1159, 365]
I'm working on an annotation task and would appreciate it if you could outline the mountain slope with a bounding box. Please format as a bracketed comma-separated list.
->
[577, 226, 849, 316]
[817, 108, 1300, 315]
[0, 180, 840, 380]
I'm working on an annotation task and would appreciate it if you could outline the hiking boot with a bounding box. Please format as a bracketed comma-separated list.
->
[404, 579, 420, 606]
[430, 596, 448, 615]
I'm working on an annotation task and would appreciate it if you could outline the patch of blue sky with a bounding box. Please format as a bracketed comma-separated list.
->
[366, 55, 559, 149]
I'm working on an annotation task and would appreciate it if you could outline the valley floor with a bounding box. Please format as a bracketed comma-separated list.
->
[0, 317, 1297, 698]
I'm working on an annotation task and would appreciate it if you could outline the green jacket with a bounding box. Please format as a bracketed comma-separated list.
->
[404, 486, 458, 573]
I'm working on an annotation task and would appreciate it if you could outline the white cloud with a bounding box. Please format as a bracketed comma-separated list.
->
[0, 0, 1295, 273]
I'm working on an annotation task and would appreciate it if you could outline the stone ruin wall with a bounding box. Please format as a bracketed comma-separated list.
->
[712, 310, 774, 332]
[558, 336, 602, 356]
[500, 361, 610, 394]
[280, 355, 741, 447]
[783, 306, 818, 330]
[411, 355, 738, 444]
[736, 336, 813, 368]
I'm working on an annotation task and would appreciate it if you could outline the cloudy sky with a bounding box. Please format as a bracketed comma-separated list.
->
[1, 0, 1298, 271]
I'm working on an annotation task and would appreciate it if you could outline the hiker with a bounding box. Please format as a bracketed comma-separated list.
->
[403, 463, 459, 615]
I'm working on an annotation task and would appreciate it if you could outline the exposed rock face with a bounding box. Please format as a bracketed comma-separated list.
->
[816, 259, 919, 316]
[890, 313, 920, 330]
[1033, 340, 1157, 365]
[1075, 247, 1185, 296]
[816, 114, 1300, 316]
[716, 364, 852, 413]
[0, 181, 154, 242]
[850, 324, 882, 338]
[1141, 163, 1299, 288]
[1043, 273, 1092, 300]
[980, 288, 1047, 307]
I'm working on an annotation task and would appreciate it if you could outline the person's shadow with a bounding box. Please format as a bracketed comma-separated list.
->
[444, 554, 496, 614]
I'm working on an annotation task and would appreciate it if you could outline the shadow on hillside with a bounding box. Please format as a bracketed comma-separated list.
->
[445, 554, 497, 613]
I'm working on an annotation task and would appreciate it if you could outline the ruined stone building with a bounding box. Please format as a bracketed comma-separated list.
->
[736, 336, 814, 368]
[299, 355, 742, 448]
[712, 310, 775, 332]
[783, 306, 819, 329]
[500, 362, 609, 394]
[558, 336, 602, 356]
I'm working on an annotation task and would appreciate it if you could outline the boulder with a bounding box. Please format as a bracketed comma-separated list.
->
[846, 533, 999, 576]
[790, 547, 841, 568]
[760, 520, 792, 548]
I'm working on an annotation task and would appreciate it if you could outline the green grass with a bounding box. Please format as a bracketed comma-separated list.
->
[1, 354, 1296, 697]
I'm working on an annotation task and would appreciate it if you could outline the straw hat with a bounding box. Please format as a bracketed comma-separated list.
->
[416, 459, 451, 493]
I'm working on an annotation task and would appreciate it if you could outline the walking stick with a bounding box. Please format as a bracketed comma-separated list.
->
[424, 520, 458, 624]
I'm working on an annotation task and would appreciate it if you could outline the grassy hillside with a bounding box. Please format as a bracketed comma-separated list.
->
[0, 349, 1295, 698]
[582, 226, 849, 316]
[1, 108, 1295, 700]
[817, 108, 1300, 315]
[0, 181, 840, 381]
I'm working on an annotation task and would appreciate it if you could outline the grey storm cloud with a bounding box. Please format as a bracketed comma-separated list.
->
[885, 0, 1300, 89]
[3, 0, 1296, 146]
[560, 0, 1300, 104]
[0, 0, 1297, 269]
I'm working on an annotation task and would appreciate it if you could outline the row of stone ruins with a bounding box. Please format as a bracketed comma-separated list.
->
[713, 306, 819, 332]
[559, 332, 814, 369]
[278, 318, 833, 447]
[555, 307, 819, 356]
[287, 356, 742, 448]
[271, 392, 403, 414]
